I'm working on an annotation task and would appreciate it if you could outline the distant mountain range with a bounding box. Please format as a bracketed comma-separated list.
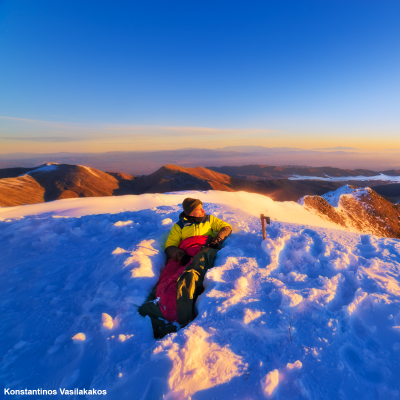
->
[0, 164, 136, 207]
[2, 147, 400, 174]
[2, 162, 400, 238]
[208, 165, 400, 180]
[312, 146, 359, 151]
[0, 163, 346, 207]
[0, 146, 345, 159]
[2, 162, 400, 208]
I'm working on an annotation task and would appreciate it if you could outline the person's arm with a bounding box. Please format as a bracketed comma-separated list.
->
[209, 215, 232, 248]
[164, 224, 190, 264]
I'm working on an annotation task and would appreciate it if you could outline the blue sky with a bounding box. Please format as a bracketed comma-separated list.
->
[0, 0, 399, 152]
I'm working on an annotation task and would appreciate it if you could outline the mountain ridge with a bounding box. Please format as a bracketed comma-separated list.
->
[300, 185, 400, 238]
[0, 163, 347, 207]
[1, 163, 400, 239]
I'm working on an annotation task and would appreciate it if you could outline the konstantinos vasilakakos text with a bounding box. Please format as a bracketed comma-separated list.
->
[4, 388, 107, 396]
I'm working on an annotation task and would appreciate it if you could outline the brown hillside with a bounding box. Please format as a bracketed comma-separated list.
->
[371, 183, 400, 204]
[131, 165, 235, 193]
[0, 163, 347, 207]
[0, 175, 45, 206]
[0, 163, 137, 207]
[130, 165, 343, 199]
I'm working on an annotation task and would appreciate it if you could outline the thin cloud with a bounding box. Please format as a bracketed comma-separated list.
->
[158, 126, 281, 136]
[101, 125, 281, 137]
[0, 115, 81, 130]
[0, 116, 50, 123]
[0, 115, 281, 139]
[313, 146, 360, 151]
[0, 136, 84, 142]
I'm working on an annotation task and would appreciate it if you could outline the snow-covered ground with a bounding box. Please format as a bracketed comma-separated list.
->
[289, 173, 400, 182]
[25, 163, 60, 175]
[1, 191, 400, 399]
[319, 185, 371, 208]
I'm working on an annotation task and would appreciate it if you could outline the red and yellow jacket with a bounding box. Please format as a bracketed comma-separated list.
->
[165, 213, 231, 249]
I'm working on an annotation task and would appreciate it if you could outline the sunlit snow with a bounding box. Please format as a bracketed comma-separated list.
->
[321, 185, 371, 208]
[1, 191, 400, 399]
[25, 162, 60, 175]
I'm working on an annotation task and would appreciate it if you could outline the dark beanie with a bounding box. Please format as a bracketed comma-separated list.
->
[182, 198, 202, 216]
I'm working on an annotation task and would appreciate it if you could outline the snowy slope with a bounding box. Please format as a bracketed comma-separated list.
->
[25, 162, 60, 175]
[321, 185, 371, 208]
[321, 185, 362, 207]
[1, 191, 400, 399]
[0, 191, 350, 232]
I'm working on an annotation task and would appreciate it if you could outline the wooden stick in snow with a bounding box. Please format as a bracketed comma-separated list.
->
[260, 214, 271, 240]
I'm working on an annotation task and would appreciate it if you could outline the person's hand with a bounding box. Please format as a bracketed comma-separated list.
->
[208, 237, 223, 249]
[180, 253, 192, 266]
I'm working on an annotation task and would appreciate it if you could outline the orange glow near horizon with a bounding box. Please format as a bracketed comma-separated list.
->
[1, 137, 399, 154]
[0, 116, 399, 153]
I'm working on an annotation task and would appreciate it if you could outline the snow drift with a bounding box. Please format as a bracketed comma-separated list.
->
[1, 190, 400, 399]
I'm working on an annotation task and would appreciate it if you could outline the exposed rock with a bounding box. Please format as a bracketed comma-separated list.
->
[301, 196, 347, 227]
[300, 186, 400, 238]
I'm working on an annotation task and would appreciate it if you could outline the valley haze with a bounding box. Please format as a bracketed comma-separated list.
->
[1, 146, 400, 175]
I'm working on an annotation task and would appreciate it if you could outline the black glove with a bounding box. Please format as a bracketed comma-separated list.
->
[208, 237, 223, 249]
[180, 253, 192, 266]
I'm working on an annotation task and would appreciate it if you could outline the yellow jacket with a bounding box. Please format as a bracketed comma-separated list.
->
[165, 213, 232, 249]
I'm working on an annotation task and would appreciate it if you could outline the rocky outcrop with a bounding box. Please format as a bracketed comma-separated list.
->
[300, 185, 400, 238]
[300, 196, 347, 227]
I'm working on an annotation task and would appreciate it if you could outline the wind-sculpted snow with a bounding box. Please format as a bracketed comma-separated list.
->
[1, 192, 400, 399]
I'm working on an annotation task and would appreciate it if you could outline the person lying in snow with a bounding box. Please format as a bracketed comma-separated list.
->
[139, 198, 232, 338]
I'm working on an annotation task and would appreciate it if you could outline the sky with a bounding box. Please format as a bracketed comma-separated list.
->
[0, 0, 399, 153]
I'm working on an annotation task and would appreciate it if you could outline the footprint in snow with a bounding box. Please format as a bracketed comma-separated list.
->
[339, 344, 384, 384]
[357, 235, 380, 259]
